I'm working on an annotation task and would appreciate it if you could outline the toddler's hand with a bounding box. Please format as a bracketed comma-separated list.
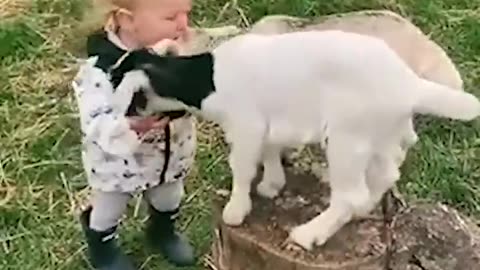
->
[128, 116, 170, 135]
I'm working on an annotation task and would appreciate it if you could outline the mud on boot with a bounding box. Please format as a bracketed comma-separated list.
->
[145, 206, 195, 267]
[80, 207, 136, 270]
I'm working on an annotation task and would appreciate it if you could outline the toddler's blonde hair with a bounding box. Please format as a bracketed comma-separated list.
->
[80, 0, 136, 35]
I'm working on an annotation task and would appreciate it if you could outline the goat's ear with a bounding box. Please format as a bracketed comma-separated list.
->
[141, 57, 183, 95]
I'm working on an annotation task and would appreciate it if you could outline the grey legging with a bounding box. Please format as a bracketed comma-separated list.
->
[89, 180, 184, 231]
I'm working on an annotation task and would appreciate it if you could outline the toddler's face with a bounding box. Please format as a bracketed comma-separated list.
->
[127, 0, 191, 47]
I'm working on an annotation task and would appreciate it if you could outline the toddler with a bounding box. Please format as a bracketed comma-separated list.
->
[74, 0, 196, 269]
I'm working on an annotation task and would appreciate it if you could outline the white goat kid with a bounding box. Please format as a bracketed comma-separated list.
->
[208, 32, 479, 251]
[109, 30, 480, 250]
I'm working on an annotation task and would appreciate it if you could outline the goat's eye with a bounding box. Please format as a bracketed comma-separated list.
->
[165, 48, 176, 56]
[95, 82, 101, 88]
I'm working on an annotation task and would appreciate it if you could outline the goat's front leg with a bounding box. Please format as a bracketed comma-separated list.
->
[222, 121, 265, 226]
[290, 134, 372, 250]
[257, 144, 286, 198]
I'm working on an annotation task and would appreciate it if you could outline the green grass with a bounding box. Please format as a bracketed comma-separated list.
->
[1, 0, 479, 269]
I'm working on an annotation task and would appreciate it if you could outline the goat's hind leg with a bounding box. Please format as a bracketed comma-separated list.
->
[290, 134, 372, 250]
[394, 118, 418, 166]
[355, 119, 413, 220]
[356, 150, 401, 219]
[257, 144, 286, 198]
[402, 118, 418, 148]
[222, 121, 266, 226]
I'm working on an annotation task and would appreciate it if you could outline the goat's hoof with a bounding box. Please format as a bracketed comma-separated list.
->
[222, 198, 251, 226]
[256, 181, 282, 198]
[289, 224, 315, 251]
[313, 230, 330, 247]
[257, 170, 286, 198]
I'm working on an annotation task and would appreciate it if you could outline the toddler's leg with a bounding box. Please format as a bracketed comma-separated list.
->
[143, 181, 195, 267]
[79, 190, 135, 270]
[144, 180, 184, 212]
[89, 191, 131, 231]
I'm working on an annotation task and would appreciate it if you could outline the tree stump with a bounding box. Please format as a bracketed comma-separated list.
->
[209, 169, 480, 270]
[205, 10, 480, 270]
[210, 170, 387, 270]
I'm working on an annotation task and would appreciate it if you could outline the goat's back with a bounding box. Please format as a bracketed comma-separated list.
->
[212, 30, 417, 124]
[214, 30, 418, 99]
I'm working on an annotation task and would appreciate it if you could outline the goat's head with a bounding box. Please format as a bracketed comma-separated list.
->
[109, 49, 216, 111]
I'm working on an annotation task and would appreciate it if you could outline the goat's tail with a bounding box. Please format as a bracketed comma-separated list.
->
[413, 78, 480, 121]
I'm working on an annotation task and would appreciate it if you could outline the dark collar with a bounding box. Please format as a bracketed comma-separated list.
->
[86, 29, 127, 73]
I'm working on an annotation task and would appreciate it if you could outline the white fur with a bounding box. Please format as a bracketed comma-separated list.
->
[151, 30, 480, 249]
[72, 57, 146, 155]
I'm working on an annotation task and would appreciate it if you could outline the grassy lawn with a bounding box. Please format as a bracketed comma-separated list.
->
[1, 0, 479, 269]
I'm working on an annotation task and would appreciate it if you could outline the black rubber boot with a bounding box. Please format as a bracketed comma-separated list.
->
[79, 207, 136, 270]
[146, 206, 195, 267]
